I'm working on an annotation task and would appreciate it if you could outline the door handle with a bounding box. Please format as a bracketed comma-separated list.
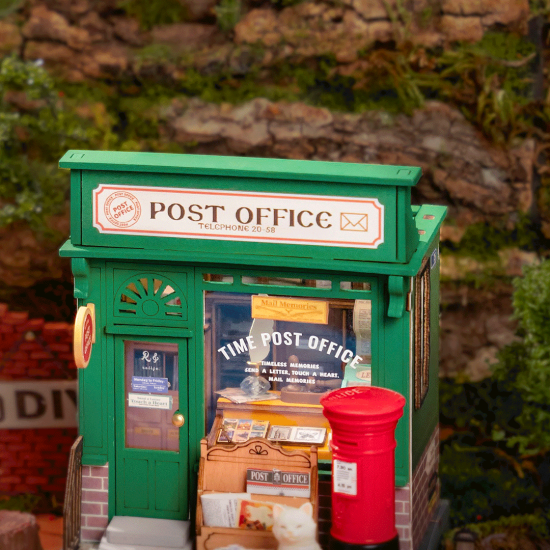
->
[172, 411, 185, 428]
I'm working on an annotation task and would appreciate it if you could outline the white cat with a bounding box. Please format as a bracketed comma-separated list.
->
[272, 503, 321, 550]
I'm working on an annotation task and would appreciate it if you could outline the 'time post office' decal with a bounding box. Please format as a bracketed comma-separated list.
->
[93, 185, 385, 248]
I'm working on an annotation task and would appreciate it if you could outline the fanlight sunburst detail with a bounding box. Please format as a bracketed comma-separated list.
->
[116, 275, 185, 319]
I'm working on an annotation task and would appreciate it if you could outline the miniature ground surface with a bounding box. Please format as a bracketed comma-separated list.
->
[36, 514, 63, 550]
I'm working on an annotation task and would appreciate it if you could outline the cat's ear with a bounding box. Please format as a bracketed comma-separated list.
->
[273, 504, 284, 520]
[299, 502, 313, 517]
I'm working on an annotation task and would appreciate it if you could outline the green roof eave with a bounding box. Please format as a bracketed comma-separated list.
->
[59, 150, 421, 187]
[59, 240, 430, 276]
[59, 202, 445, 277]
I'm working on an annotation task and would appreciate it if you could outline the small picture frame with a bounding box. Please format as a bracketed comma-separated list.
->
[267, 425, 327, 445]
[294, 427, 327, 445]
[267, 426, 293, 441]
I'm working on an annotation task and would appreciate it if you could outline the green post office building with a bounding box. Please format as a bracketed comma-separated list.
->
[59, 150, 446, 550]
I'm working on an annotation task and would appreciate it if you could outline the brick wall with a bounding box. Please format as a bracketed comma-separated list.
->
[317, 474, 332, 549]
[81, 464, 109, 542]
[396, 485, 413, 550]
[411, 427, 440, 549]
[0, 303, 77, 503]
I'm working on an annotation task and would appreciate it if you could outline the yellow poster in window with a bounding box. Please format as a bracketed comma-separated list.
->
[251, 296, 328, 325]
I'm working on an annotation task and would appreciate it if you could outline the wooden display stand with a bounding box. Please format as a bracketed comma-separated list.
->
[196, 437, 319, 550]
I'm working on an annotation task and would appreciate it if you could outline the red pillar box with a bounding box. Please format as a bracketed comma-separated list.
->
[321, 386, 406, 550]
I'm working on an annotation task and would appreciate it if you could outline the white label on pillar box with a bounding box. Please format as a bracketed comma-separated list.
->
[333, 459, 357, 496]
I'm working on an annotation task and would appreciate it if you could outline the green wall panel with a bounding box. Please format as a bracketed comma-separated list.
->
[380, 284, 410, 485]
[78, 263, 107, 464]
[123, 458, 149, 509]
[70, 170, 82, 246]
[155, 460, 181, 512]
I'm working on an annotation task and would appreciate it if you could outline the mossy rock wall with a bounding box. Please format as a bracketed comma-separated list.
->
[0, 0, 548, 375]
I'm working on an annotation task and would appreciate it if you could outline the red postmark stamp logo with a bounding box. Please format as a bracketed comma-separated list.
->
[83, 315, 93, 364]
[104, 191, 141, 228]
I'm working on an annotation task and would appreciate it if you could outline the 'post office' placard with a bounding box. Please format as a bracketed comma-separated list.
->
[93, 185, 384, 249]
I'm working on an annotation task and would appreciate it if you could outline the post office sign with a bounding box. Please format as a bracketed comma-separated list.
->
[93, 185, 385, 249]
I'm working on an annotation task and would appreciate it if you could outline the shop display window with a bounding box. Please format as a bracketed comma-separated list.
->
[204, 290, 372, 430]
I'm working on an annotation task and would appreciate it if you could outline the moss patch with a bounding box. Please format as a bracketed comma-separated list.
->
[117, 0, 189, 30]
[440, 216, 542, 262]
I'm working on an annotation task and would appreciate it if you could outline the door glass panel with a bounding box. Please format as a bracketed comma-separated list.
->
[204, 292, 372, 430]
[125, 341, 179, 452]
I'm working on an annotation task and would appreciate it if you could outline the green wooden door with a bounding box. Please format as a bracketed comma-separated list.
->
[114, 336, 189, 519]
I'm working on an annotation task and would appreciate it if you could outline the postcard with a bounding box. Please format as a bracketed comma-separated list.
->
[237, 419, 253, 430]
[218, 418, 270, 443]
[251, 420, 270, 432]
[233, 430, 250, 443]
[217, 429, 234, 443]
[236, 499, 274, 531]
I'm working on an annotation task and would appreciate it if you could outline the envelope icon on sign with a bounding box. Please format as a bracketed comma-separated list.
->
[340, 213, 368, 231]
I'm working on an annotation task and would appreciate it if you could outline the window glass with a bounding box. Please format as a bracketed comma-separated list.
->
[241, 276, 331, 288]
[204, 292, 372, 430]
[125, 341, 179, 451]
[131, 346, 179, 390]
